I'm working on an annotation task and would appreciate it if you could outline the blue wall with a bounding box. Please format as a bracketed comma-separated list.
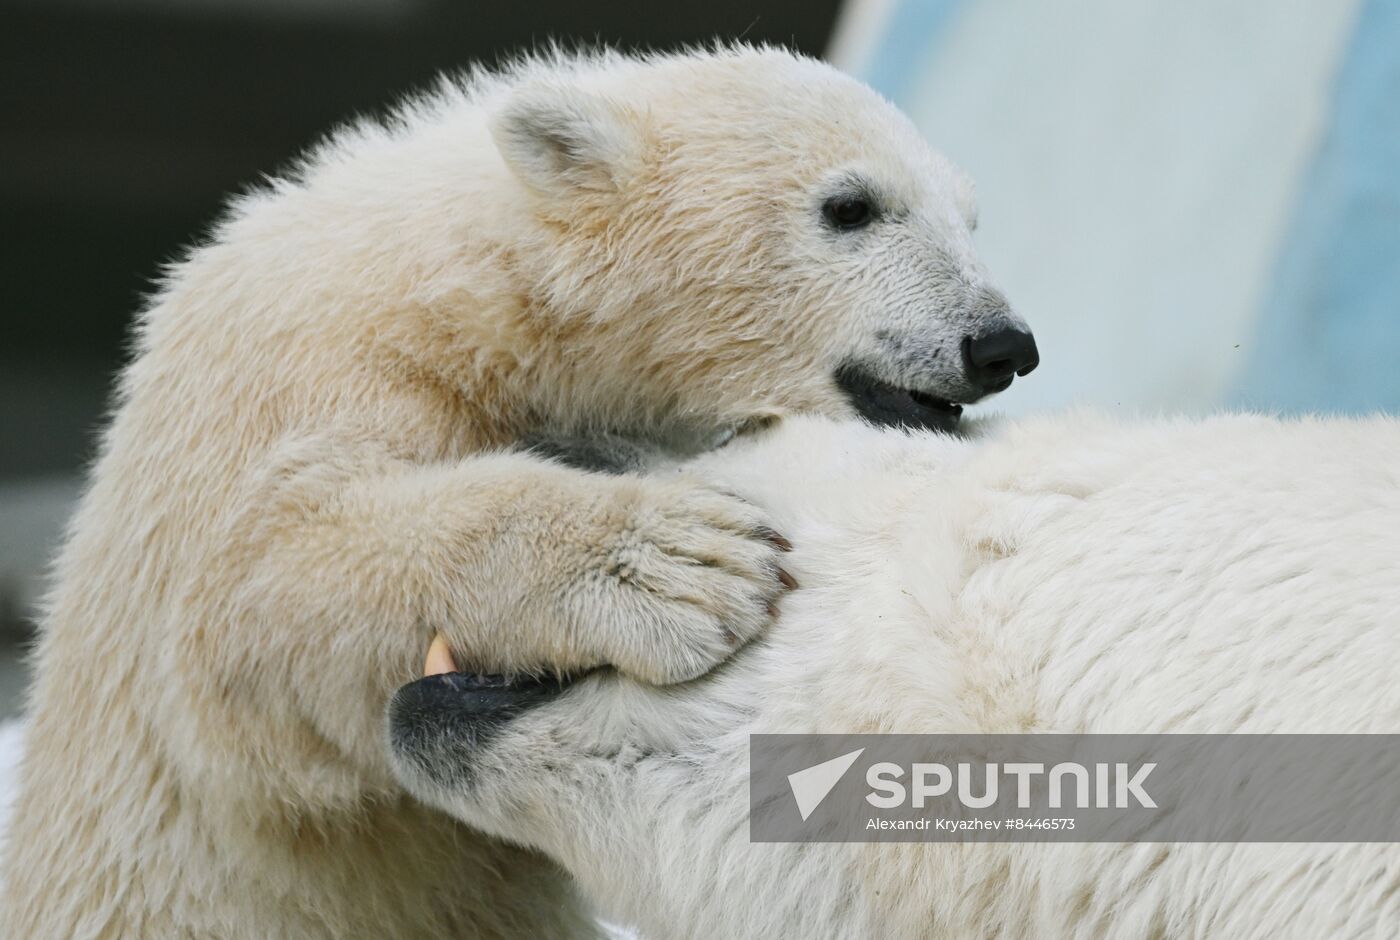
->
[1233, 0, 1400, 415]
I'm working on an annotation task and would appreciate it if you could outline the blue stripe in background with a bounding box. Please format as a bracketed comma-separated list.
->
[859, 0, 967, 104]
[1232, 0, 1400, 415]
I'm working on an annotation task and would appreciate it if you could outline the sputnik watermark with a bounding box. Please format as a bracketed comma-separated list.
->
[787, 748, 864, 821]
[865, 759, 1156, 809]
[752, 734, 1400, 843]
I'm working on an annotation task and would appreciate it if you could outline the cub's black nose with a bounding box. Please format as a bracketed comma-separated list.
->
[963, 327, 1040, 393]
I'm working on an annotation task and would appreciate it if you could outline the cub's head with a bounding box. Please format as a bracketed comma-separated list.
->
[489, 46, 1036, 437]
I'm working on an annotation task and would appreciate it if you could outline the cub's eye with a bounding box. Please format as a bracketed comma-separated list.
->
[822, 195, 874, 231]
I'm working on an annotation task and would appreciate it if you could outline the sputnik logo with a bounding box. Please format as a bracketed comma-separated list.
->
[787, 748, 865, 821]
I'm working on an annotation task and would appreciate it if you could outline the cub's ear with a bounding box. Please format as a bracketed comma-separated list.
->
[490, 84, 646, 195]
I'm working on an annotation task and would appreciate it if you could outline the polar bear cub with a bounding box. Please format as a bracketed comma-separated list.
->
[3, 46, 1033, 939]
[391, 414, 1400, 939]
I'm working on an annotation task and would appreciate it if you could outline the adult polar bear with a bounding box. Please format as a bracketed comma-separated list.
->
[1, 46, 1035, 938]
[391, 414, 1400, 939]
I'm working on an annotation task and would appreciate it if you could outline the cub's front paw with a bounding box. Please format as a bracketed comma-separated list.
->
[580, 479, 797, 685]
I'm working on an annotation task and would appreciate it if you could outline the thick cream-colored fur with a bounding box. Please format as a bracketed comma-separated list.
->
[1, 46, 1014, 938]
[404, 414, 1400, 939]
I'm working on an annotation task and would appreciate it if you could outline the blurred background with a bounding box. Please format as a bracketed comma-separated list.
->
[0, 0, 1396, 718]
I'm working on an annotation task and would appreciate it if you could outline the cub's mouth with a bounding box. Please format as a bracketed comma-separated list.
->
[388, 636, 583, 788]
[834, 363, 964, 434]
[393, 670, 574, 724]
[389, 636, 577, 760]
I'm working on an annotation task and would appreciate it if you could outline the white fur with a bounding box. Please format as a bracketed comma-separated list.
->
[403, 414, 1400, 938]
[0, 46, 1018, 937]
